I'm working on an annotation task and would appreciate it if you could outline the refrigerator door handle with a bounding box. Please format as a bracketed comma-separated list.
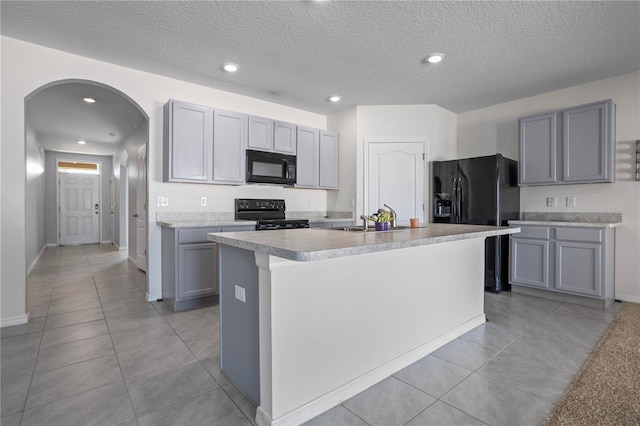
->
[458, 177, 463, 223]
[452, 177, 458, 223]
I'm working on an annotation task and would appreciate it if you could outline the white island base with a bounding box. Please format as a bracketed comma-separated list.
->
[252, 237, 486, 426]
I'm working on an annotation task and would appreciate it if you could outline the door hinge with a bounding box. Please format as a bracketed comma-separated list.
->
[423, 203, 425, 211]
[144, 249, 147, 255]
[422, 153, 425, 161]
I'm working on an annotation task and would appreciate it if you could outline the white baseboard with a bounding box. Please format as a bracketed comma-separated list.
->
[46, 243, 58, 247]
[27, 245, 47, 275]
[147, 291, 162, 302]
[614, 293, 640, 304]
[1, 313, 30, 328]
[112, 242, 127, 251]
[101, 240, 112, 244]
[256, 313, 487, 426]
[128, 255, 136, 264]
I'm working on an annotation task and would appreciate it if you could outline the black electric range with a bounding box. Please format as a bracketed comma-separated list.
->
[235, 198, 310, 231]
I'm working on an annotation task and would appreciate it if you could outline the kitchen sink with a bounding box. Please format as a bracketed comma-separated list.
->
[332, 225, 419, 232]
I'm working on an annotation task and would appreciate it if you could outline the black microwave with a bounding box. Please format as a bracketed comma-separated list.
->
[246, 150, 297, 185]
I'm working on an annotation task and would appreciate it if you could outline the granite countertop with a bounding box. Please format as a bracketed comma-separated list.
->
[207, 223, 519, 262]
[157, 220, 256, 228]
[509, 212, 622, 228]
[156, 211, 354, 228]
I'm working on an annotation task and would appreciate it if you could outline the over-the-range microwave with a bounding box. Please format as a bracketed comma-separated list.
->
[246, 149, 297, 186]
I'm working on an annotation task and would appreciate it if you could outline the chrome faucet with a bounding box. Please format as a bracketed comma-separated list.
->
[384, 204, 397, 228]
[359, 214, 370, 231]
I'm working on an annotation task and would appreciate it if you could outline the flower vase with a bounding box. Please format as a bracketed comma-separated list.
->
[375, 222, 389, 231]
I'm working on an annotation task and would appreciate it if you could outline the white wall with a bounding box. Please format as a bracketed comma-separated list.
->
[1, 36, 327, 324]
[26, 125, 46, 271]
[354, 105, 458, 220]
[327, 107, 357, 214]
[458, 71, 640, 302]
[113, 123, 148, 261]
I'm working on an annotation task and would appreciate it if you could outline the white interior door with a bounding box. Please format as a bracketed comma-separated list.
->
[60, 173, 100, 245]
[135, 146, 147, 272]
[366, 141, 426, 225]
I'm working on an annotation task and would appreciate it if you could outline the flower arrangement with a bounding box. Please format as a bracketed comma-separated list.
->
[368, 209, 391, 230]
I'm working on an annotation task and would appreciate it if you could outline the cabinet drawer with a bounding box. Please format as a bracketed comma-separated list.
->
[555, 227, 602, 243]
[514, 226, 550, 240]
[178, 228, 221, 244]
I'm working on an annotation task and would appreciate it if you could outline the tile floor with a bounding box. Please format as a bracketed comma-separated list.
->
[1, 244, 621, 426]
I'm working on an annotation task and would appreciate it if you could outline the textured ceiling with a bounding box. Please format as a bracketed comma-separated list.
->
[3, 1, 640, 155]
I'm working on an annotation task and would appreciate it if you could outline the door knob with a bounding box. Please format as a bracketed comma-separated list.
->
[133, 214, 139, 218]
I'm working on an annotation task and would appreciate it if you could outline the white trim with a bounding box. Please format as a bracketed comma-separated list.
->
[256, 313, 486, 426]
[27, 244, 47, 275]
[146, 291, 162, 302]
[128, 255, 136, 264]
[614, 293, 640, 304]
[101, 240, 112, 244]
[1, 313, 30, 328]
[112, 242, 127, 251]
[46, 243, 58, 247]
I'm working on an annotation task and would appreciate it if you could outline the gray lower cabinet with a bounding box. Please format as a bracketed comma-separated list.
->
[162, 225, 256, 311]
[510, 224, 614, 307]
[518, 99, 614, 185]
[162, 227, 220, 311]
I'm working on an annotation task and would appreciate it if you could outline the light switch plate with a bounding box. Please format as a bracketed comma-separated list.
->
[566, 196, 576, 207]
[546, 196, 556, 207]
[201, 197, 207, 207]
[157, 196, 169, 207]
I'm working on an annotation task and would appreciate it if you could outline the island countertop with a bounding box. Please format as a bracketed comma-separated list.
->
[208, 223, 519, 262]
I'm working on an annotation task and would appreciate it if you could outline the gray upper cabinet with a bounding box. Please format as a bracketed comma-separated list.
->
[248, 117, 297, 155]
[519, 113, 557, 185]
[213, 109, 247, 184]
[319, 130, 339, 189]
[163, 100, 213, 182]
[518, 99, 614, 186]
[296, 126, 320, 187]
[274, 121, 297, 154]
[563, 100, 614, 183]
[248, 116, 274, 152]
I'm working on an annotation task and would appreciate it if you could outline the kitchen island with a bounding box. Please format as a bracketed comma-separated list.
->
[208, 224, 519, 426]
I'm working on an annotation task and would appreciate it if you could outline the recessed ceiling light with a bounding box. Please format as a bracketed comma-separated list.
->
[329, 95, 342, 103]
[77, 140, 86, 145]
[83, 97, 96, 103]
[223, 63, 239, 73]
[426, 53, 445, 64]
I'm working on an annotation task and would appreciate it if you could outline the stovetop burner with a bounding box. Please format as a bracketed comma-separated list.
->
[235, 198, 309, 230]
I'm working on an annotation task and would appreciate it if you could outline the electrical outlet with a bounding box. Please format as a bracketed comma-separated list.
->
[234, 285, 246, 303]
[201, 197, 207, 207]
[157, 196, 169, 207]
[546, 196, 556, 207]
[566, 196, 576, 207]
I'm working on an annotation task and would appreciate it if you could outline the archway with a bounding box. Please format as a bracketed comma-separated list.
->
[24, 79, 150, 298]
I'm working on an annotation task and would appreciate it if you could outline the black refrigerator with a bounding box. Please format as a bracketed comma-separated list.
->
[432, 154, 520, 293]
